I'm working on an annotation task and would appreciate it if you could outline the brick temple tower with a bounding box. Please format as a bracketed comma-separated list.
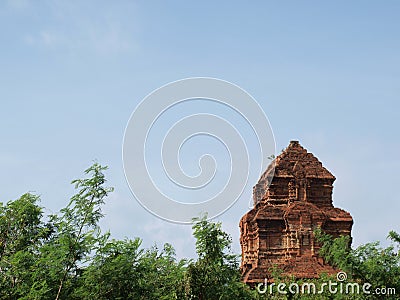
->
[239, 141, 353, 285]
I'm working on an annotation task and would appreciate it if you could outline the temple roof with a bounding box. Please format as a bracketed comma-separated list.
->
[260, 140, 335, 183]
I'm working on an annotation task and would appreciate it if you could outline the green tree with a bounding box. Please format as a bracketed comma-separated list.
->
[0, 193, 50, 300]
[186, 215, 254, 300]
[76, 239, 186, 300]
[315, 228, 400, 299]
[314, 227, 353, 272]
[27, 163, 113, 299]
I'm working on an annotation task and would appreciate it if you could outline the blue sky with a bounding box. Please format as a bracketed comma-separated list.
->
[1, 1, 399, 258]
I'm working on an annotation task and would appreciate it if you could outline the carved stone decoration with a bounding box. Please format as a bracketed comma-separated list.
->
[240, 141, 353, 285]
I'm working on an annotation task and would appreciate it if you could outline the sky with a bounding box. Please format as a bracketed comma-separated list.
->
[1, 0, 399, 259]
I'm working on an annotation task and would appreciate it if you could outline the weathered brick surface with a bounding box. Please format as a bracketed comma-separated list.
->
[240, 141, 353, 285]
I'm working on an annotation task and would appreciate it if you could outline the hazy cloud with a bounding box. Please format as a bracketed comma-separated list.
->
[21, 1, 137, 55]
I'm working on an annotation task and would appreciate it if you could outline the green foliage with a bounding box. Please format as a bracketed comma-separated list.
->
[0, 193, 50, 300]
[75, 239, 186, 300]
[186, 215, 254, 299]
[388, 230, 400, 244]
[315, 228, 400, 299]
[26, 163, 114, 299]
[314, 228, 353, 273]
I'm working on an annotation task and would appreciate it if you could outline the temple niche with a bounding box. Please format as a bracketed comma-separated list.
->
[239, 141, 353, 285]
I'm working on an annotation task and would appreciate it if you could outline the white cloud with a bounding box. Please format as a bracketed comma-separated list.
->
[24, 25, 135, 55]
[22, 2, 137, 55]
[39, 30, 64, 47]
[6, 0, 29, 10]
